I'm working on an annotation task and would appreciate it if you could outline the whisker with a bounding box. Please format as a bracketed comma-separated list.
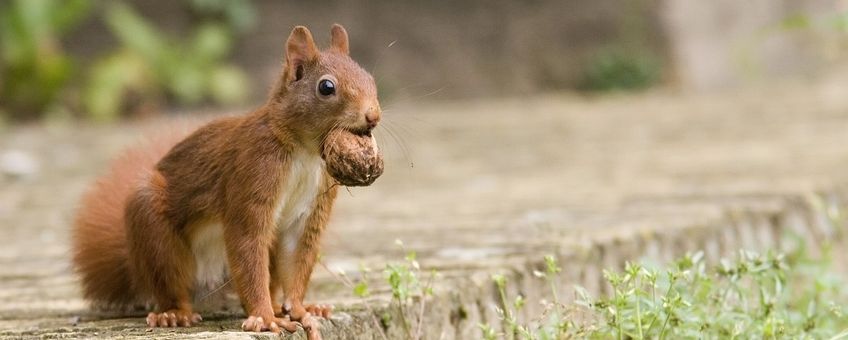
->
[376, 121, 414, 168]
[382, 116, 422, 138]
[372, 40, 398, 85]
[412, 86, 446, 101]
[395, 114, 434, 128]
[323, 181, 342, 196]
[381, 103, 433, 128]
[379, 108, 428, 143]
[376, 128, 409, 168]
[389, 82, 430, 96]
[375, 125, 398, 157]
[316, 120, 343, 147]
[381, 119, 413, 141]
[198, 278, 232, 302]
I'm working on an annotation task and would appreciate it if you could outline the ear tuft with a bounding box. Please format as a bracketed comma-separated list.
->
[285, 26, 319, 83]
[330, 24, 350, 55]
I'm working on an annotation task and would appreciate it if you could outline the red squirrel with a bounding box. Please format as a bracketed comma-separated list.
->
[71, 24, 380, 336]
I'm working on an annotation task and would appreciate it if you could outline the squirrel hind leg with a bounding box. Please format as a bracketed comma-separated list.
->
[125, 171, 199, 326]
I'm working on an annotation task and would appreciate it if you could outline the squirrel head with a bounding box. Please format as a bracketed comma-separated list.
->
[271, 24, 380, 147]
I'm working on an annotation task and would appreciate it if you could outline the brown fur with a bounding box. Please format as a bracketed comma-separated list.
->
[71, 24, 380, 336]
[72, 127, 191, 308]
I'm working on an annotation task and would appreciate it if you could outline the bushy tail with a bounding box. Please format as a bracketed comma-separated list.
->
[72, 124, 195, 308]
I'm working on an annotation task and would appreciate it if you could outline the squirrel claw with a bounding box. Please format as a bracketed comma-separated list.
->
[241, 315, 278, 332]
[305, 304, 333, 318]
[282, 303, 333, 319]
[277, 315, 300, 332]
[300, 316, 322, 340]
[277, 304, 324, 339]
[146, 310, 201, 328]
[241, 315, 299, 333]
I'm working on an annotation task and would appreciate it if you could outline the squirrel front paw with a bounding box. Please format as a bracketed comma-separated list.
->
[241, 314, 300, 332]
[146, 309, 201, 327]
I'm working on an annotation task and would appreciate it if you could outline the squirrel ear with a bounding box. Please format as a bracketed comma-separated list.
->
[330, 24, 349, 55]
[285, 26, 319, 82]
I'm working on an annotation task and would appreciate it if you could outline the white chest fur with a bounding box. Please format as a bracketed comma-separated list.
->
[273, 150, 325, 252]
[190, 150, 325, 290]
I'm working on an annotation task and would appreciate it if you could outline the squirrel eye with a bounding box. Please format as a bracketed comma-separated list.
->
[318, 79, 336, 96]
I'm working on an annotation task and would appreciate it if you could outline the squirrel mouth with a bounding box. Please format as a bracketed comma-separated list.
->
[344, 126, 373, 137]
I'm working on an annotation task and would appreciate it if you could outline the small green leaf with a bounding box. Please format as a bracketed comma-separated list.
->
[353, 281, 369, 298]
[492, 274, 506, 288]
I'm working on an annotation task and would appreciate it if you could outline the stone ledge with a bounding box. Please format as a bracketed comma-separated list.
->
[4, 189, 841, 339]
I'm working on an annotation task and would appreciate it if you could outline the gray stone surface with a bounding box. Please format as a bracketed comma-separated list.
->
[2, 76, 848, 338]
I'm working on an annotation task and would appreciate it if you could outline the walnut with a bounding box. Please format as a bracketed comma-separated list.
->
[321, 129, 384, 186]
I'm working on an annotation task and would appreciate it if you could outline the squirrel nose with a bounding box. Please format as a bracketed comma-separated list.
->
[365, 111, 380, 130]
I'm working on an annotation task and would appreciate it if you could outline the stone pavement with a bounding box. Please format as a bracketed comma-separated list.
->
[2, 76, 848, 338]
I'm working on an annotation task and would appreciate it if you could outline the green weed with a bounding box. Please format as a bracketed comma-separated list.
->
[330, 239, 437, 340]
[483, 246, 848, 339]
[336, 226, 847, 340]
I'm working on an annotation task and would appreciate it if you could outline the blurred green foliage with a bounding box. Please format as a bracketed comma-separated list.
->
[581, 0, 662, 93]
[581, 48, 662, 92]
[0, 0, 254, 121]
[189, 0, 256, 33]
[0, 0, 91, 119]
[84, 3, 251, 121]
[779, 10, 848, 44]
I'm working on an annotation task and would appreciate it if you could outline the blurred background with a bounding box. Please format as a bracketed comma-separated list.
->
[2, 0, 847, 122]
